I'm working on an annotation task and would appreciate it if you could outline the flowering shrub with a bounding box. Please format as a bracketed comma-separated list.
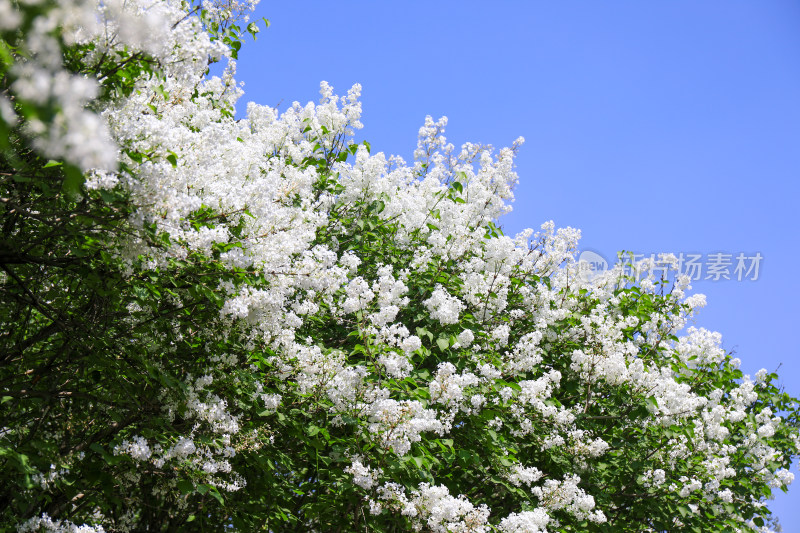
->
[1, 0, 798, 531]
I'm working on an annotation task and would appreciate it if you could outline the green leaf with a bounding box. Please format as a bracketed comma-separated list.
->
[369, 200, 385, 214]
[62, 165, 85, 198]
[207, 486, 224, 504]
[177, 480, 194, 494]
[154, 84, 169, 100]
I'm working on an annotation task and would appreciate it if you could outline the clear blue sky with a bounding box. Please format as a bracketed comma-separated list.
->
[230, 1, 800, 527]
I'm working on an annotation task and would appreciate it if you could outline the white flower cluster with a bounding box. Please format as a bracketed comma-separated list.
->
[409, 483, 491, 533]
[113, 436, 152, 461]
[344, 458, 382, 490]
[2, 0, 230, 171]
[497, 509, 551, 533]
[31, 464, 70, 490]
[108, 372, 247, 494]
[641, 468, 667, 488]
[184, 375, 240, 434]
[6, 0, 798, 527]
[507, 465, 544, 487]
[367, 398, 443, 456]
[112, 431, 244, 493]
[17, 514, 105, 533]
[531, 475, 606, 524]
[423, 286, 465, 325]
[370, 482, 490, 533]
[429, 362, 480, 406]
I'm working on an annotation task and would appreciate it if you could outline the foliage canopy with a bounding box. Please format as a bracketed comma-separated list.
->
[1, 1, 798, 531]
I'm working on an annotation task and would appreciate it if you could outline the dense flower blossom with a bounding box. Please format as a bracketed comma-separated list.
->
[0, 0, 797, 531]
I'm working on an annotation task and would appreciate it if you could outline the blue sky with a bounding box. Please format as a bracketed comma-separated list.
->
[230, 1, 800, 527]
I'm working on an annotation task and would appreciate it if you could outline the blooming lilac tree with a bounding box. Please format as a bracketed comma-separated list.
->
[1, 1, 798, 531]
